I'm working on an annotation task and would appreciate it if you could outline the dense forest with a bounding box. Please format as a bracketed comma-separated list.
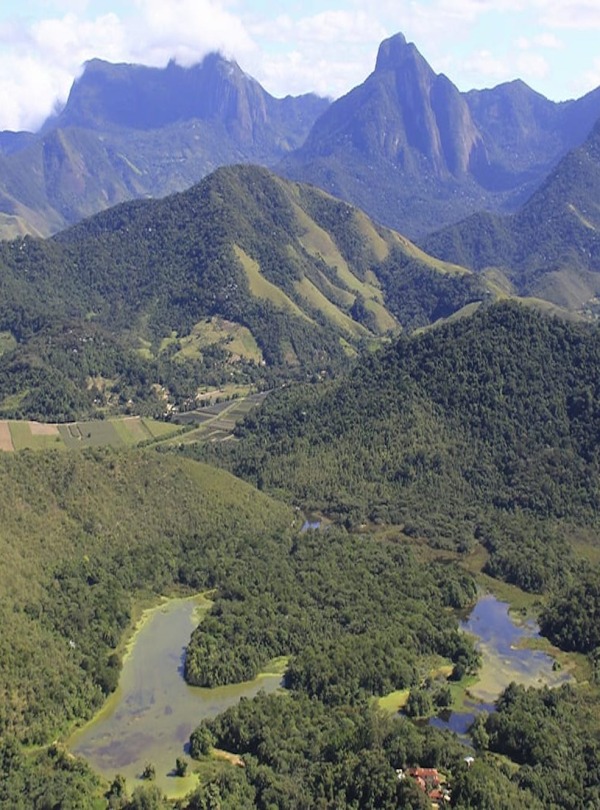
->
[2, 301, 600, 808]
[0, 165, 490, 422]
[193, 302, 600, 589]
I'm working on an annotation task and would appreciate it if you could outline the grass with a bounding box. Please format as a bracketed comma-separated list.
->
[364, 297, 400, 333]
[0, 331, 17, 356]
[393, 231, 471, 276]
[176, 318, 263, 364]
[353, 211, 391, 261]
[378, 688, 410, 714]
[295, 277, 369, 338]
[58, 421, 122, 449]
[110, 416, 154, 445]
[235, 245, 309, 320]
[293, 202, 388, 304]
[142, 418, 183, 440]
[7, 421, 63, 451]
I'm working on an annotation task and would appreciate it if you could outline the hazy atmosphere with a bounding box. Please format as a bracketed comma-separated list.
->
[1, 0, 600, 131]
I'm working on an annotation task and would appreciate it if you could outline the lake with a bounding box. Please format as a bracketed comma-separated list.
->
[68, 595, 282, 798]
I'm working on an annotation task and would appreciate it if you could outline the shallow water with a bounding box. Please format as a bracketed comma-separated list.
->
[430, 594, 570, 735]
[68, 596, 282, 798]
[460, 594, 570, 703]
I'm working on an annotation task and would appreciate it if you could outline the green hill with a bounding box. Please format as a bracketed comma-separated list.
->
[422, 118, 600, 313]
[202, 301, 600, 591]
[0, 164, 487, 421]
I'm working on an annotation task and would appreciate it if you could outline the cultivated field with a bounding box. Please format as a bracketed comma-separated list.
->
[0, 416, 182, 453]
[0, 394, 267, 453]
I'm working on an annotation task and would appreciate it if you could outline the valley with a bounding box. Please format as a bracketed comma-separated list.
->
[1, 20, 600, 810]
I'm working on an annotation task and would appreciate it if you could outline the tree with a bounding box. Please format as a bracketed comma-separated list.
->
[141, 762, 156, 781]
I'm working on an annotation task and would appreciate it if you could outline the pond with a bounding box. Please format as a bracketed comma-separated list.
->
[67, 596, 283, 798]
[430, 593, 571, 736]
[461, 594, 570, 702]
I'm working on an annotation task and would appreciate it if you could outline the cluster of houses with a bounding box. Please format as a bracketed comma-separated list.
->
[397, 757, 474, 807]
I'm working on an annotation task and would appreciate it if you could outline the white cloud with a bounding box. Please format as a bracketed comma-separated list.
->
[534, 0, 600, 29]
[127, 0, 255, 66]
[0, 1, 257, 131]
[516, 32, 563, 50]
[246, 9, 387, 98]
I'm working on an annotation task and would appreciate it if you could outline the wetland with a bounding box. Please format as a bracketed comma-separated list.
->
[67, 595, 283, 798]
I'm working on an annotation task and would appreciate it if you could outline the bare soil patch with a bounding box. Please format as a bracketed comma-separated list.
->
[29, 421, 59, 436]
[0, 421, 13, 451]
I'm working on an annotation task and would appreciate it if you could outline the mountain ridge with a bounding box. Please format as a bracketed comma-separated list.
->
[278, 33, 600, 237]
[0, 53, 329, 238]
[421, 115, 600, 313]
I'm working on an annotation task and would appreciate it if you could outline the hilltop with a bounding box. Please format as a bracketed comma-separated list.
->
[0, 164, 486, 421]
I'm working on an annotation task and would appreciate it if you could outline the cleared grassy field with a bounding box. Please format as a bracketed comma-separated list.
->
[9, 421, 63, 451]
[0, 331, 17, 356]
[0, 416, 182, 452]
[111, 416, 154, 445]
[295, 277, 369, 338]
[234, 244, 310, 320]
[176, 318, 263, 364]
[0, 396, 261, 454]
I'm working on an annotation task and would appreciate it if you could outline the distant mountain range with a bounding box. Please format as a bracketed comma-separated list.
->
[279, 33, 600, 238]
[2, 33, 600, 242]
[0, 54, 329, 238]
[422, 117, 600, 314]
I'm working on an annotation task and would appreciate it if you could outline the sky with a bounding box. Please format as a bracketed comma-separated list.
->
[1, 0, 600, 132]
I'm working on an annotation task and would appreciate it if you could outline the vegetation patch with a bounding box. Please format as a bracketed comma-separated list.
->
[295, 276, 368, 337]
[234, 244, 308, 319]
[58, 420, 123, 449]
[110, 416, 154, 445]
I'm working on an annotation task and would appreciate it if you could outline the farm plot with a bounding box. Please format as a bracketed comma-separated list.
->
[111, 416, 154, 445]
[0, 421, 14, 451]
[58, 421, 123, 449]
[9, 421, 64, 451]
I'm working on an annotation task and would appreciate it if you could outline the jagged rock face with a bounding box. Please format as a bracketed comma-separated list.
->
[278, 33, 600, 238]
[0, 54, 329, 237]
[50, 56, 270, 139]
[300, 33, 483, 180]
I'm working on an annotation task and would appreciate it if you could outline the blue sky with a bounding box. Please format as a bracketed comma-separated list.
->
[1, 0, 600, 131]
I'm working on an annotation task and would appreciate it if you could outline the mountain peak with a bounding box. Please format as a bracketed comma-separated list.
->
[375, 33, 423, 72]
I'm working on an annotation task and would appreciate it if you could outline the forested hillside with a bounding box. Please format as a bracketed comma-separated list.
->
[0, 164, 486, 421]
[199, 302, 600, 592]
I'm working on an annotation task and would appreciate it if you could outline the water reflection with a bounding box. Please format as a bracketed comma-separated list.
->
[429, 594, 570, 736]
